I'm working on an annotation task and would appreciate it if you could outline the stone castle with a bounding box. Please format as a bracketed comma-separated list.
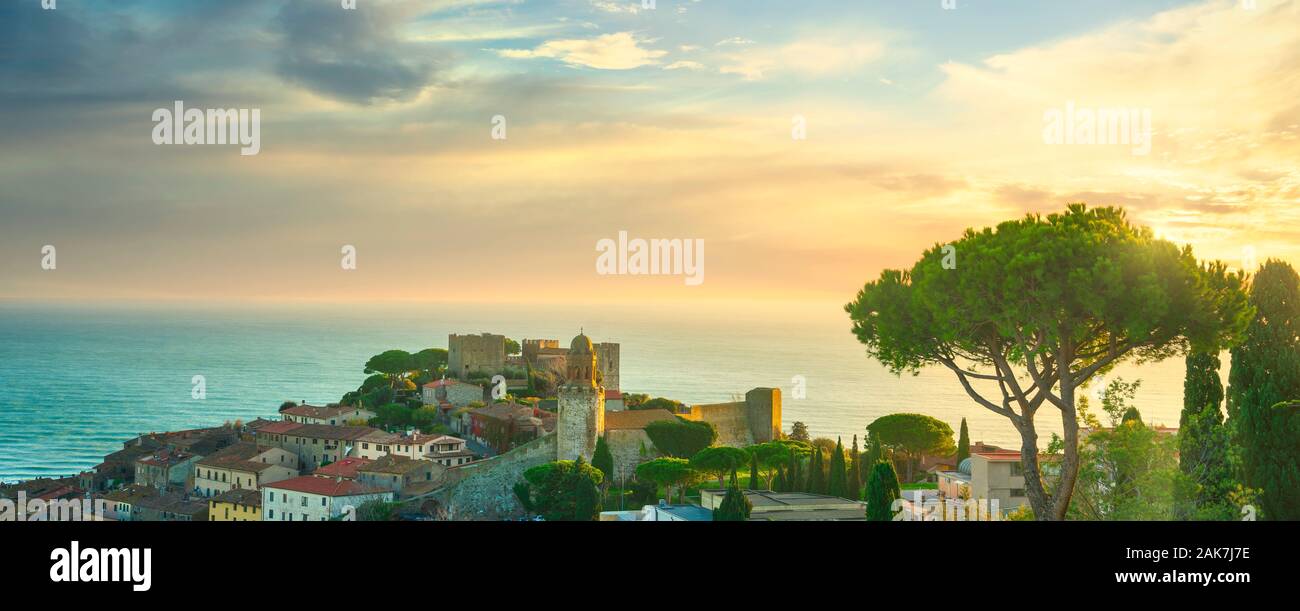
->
[554, 331, 780, 476]
[451, 332, 620, 391]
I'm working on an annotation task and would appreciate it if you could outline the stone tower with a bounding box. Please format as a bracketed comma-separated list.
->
[556, 331, 605, 461]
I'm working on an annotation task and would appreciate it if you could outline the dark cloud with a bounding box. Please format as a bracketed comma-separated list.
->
[273, 0, 441, 104]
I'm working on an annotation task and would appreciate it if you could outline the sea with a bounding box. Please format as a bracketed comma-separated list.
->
[0, 300, 1203, 482]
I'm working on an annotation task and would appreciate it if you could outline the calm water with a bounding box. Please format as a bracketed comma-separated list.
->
[0, 301, 1196, 482]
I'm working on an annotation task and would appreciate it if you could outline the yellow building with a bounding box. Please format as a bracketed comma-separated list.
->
[208, 488, 262, 521]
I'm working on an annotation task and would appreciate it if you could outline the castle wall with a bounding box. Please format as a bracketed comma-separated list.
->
[425, 433, 557, 520]
[681, 388, 782, 447]
[684, 402, 754, 447]
[448, 333, 506, 378]
[605, 429, 659, 482]
[594, 343, 620, 391]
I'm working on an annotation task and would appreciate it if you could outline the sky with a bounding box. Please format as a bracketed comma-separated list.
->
[2, 0, 1298, 305]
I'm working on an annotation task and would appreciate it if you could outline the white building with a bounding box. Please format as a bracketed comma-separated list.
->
[261, 476, 393, 521]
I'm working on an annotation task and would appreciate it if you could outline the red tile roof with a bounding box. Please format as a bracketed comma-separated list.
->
[604, 390, 624, 400]
[257, 421, 303, 435]
[263, 476, 387, 497]
[972, 450, 1023, 462]
[313, 457, 371, 479]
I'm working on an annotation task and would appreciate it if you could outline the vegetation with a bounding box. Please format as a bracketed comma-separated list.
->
[690, 446, 750, 489]
[865, 461, 901, 521]
[713, 472, 752, 521]
[827, 437, 847, 498]
[846, 435, 862, 501]
[518, 457, 605, 521]
[955, 418, 970, 467]
[788, 421, 811, 443]
[1178, 352, 1238, 519]
[643, 416, 717, 458]
[845, 204, 1253, 519]
[865, 413, 955, 483]
[592, 437, 614, 486]
[1228, 260, 1300, 520]
[635, 458, 699, 505]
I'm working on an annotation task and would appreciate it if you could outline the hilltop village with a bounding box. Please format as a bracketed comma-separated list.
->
[5, 330, 884, 522]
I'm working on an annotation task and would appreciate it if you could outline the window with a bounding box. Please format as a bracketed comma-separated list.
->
[1009, 488, 1026, 497]
[267, 509, 274, 519]
[1010, 462, 1023, 476]
[321, 497, 327, 506]
[301, 496, 308, 507]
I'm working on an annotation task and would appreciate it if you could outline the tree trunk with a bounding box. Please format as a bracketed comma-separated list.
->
[1016, 422, 1053, 520]
[1051, 382, 1082, 520]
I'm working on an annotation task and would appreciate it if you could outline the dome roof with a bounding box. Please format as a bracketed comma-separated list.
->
[958, 457, 972, 475]
[569, 332, 593, 354]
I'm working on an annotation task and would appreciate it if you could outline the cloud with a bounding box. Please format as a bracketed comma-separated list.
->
[498, 32, 666, 69]
[719, 37, 884, 80]
[664, 60, 706, 71]
[273, 0, 441, 104]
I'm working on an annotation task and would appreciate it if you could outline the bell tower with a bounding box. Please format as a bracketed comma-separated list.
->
[556, 330, 605, 461]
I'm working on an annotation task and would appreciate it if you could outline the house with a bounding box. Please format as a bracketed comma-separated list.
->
[421, 378, 484, 408]
[468, 402, 554, 452]
[363, 431, 475, 466]
[604, 390, 625, 412]
[313, 457, 372, 480]
[192, 442, 300, 497]
[356, 455, 443, 493]
[134, 449, 199, 490]
[261, 476, 393, 521]
[254, 423, 382, 471]
[135, 496, 208, 521]
[698, 489, 867, 521]
[936, 450, 1030, 516]
[279, 403, 376, 426]
[209, 488, 262, 521]
[100, 485, 158, 522]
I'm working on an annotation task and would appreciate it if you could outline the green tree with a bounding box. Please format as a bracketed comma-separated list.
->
[748, 454, 759, 490]
[644, 417, 718, 458]
[788, 421, 811, 443]
[746, 440, 807, 489]
[505, 338, 521, 355]
[865, 414, 955, 483]
[592, 436, 615, 487]
[1176, 353, 1239, 519]
[808, 446, 825, 494]
[846, 435, 863, 501]
[635, 457, 699, 505]
[521, 457, 604, 521]
[690, 446, 750, 489]
[714, 471, 752, 521]
[1228, 260, 1300, 520]
[865, 461, 901, 521]
[364, 350, 415, 389]
[1069, 418, 1180, 520]
[845, 205, 1252, 519]
[827, 437, 847, 498]
[956, 418, 971, 467]
[411, 348, 448, 375]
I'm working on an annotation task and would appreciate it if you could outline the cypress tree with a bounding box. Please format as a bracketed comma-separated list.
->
[956, 418, 970, 467]
[1180, 351, 1233, 517]
[714, 471, 752, 521]
[847, 435, 862, 501]
[810, 448, 826, 494]
[773, 463, 786, 492]
[828, 437, 847, 498]
[592, 436, 614, 487]
[864, 429, 883, 466]
[865, 461, 901, 521]
[1228, 260, 1300, 520]
[748, 454, 760, 490]
[785, 451, 798, 493]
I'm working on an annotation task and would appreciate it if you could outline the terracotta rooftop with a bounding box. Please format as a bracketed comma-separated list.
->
[280, 404, 357, 419]
[313, 457, 372, 479]
[196, 443, 283, 473]
[211, 488, 262, 507]
[264, 476, 388, 497]
[359, 454, 434, 475]
[257, 421, 304, 435]
[604, 409, 676, 431]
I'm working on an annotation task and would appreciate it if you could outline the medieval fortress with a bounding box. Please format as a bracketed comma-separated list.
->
[438, 330, 781, 513]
